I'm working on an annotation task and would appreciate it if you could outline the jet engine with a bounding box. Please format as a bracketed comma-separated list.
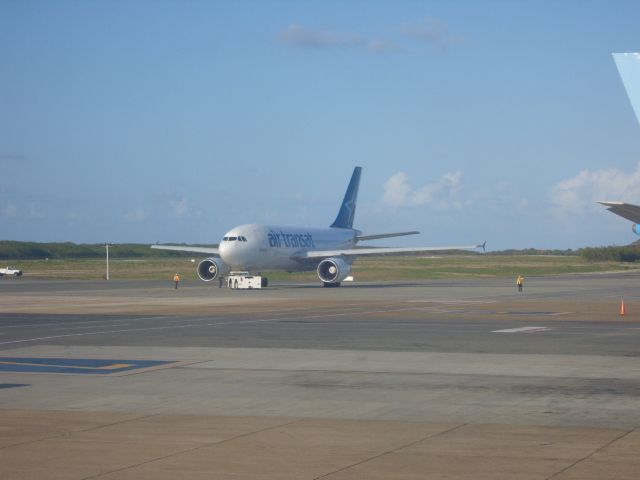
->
[633, 224, 640, 236]
[197, 257, 230, 281]
[317, 257, 352, 286]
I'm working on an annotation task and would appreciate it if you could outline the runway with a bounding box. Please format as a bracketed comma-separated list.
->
[1, 273, 640, 478]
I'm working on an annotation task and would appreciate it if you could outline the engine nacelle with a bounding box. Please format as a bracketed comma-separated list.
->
[633, 224, 640, 236]
[197, 257, 230, 282]
[317, 257, 352, 285]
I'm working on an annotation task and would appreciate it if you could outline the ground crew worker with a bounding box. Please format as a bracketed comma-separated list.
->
[219, 275, 224, 288]
[173, 272, 181, 289]
[516, 275, 524, 292]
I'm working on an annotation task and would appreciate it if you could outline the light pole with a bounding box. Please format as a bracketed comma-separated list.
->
[105, 243, 112, 280]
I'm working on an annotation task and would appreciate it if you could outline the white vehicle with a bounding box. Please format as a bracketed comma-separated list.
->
[152, 167, 484, 287]
[227, 272, 265, 289]
[0, 266, 23, 277]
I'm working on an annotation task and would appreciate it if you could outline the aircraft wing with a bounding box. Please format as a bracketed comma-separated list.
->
[598, 201, 640, 223]
[297, 243, 485, 259]
[151, 245, 219, 255]
[356, 231, 419, 241]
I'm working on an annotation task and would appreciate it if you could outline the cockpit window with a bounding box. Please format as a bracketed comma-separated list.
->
[223, 236, 247, 242]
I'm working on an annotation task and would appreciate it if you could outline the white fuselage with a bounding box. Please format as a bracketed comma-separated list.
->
[218, 224, 357, 271]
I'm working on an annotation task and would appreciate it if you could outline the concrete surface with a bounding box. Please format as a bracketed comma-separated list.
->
[1, 273, 640, 478]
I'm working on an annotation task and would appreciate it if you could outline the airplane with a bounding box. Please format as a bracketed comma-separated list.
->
[151, 167, 485, 287]
[599, 54, 640, 231]
[598, 201, 640, 235]
[613, 53, 640, 125]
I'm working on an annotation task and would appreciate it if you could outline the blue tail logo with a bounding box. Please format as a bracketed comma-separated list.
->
[331, 167, 362, 229]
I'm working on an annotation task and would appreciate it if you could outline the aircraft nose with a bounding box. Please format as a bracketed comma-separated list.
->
[219, 241, 232, 262]
[219, 239, 242, 267]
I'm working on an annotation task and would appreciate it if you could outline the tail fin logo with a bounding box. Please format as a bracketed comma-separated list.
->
[331, 166, 362, 229]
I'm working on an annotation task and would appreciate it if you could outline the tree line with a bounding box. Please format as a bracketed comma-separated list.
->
[2, 240, 640, 263]
[0, 241, 207, 260]
[579, 245, 640, 263]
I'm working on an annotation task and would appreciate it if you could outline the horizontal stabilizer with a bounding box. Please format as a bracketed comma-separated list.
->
[356, 231, 419, 241]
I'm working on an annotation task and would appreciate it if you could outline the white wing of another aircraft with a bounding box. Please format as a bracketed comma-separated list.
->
[599, 55, 640, 235]
[613, 53, 640, 125]
[598, 201, 640, 224]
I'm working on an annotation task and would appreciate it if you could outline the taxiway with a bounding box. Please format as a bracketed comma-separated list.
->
[1, 273, 640, 479]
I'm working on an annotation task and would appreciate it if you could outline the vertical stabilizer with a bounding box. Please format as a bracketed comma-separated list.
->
[330, 167, 362, 229]
[613, 53, 640, 126]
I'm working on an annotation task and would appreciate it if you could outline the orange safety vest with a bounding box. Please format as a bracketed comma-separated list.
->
[173, 274, 180, 282]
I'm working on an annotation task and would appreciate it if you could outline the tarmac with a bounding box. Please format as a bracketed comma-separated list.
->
[1, 272, 640, 479]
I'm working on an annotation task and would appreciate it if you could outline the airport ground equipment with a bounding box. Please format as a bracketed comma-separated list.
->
[227, 272, 267, 289]
[0, 266, 22, 277]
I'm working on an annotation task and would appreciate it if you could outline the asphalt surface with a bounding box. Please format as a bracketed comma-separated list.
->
[2, 273, 640, 479]
[2, 274, 640, 356]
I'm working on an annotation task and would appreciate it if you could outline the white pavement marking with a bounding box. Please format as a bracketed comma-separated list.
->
[0, 318, 277, 346]
[0, 305, 428, 346]
[0, 316, 172, 329]
[409, 299, 496, 304]
[493, 326, 552, 333]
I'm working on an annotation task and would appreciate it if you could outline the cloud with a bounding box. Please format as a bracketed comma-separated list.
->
[124, 208, 148, 223]
[381, 170, 463, 208]
[27, 204, 46, 219]
[367, 39, 400, 53]
[550, 163, 640, 216]
[278, 19, 461, 54]
[169, 197, 190, 218]
[0, 154, 29, 163]
[278, 24, 398, 54]
[1, 203, 19, 218]
[1, 201, 45, 220]
[278, 24, 365, 49]
[66, 211, 85, 221]
[401, 17, 458, 52]
[151, 192, 192, 219]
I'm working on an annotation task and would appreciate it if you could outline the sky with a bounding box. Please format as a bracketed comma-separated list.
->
[2, 0, 640, 250]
